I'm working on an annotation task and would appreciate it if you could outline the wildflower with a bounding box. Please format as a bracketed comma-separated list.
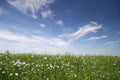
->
[57, 65, 59, 68]
[68, 62, 70, 64]
[71, 70, 73, 73]
[15, 73, 19, 76]
[0, 61, 3, 64]
[10, 73, 13, 76]
[21, 72, 24, 74]
[46, 64, 48, 66]
[44, 57, 47, 60]
[31, 55, 34, 57]
[31, 68, 34, 71]
[36, 64, 39, 67]
[41, 64, 43, 66]
[74, 74, 77, 77]
[22, 62, 26, 65]
[2, 71, 5, 74]
[37, 69, 39, 72]
[61, 66, 64, 68]
[14, 60, 26, 67]
[113, 63, 116, 66]
[91, 72, 95, 75]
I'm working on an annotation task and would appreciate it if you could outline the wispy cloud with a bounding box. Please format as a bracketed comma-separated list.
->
[56, 20, 64, 26]
[7, 0, 55, 19]
[60, 22, 102, 42]
[0, 21, 102, 46]
[84, 35, 107, 41]
[39, 23, 46, 28]
[41, 9, 55, 19]
[0, 29, 68, 46]
[32, 36, 68, 46]
[104, 40, 120, 47]
[0, 29, 37, 42]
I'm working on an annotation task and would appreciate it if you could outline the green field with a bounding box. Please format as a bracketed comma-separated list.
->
[0, 53, 120, 80]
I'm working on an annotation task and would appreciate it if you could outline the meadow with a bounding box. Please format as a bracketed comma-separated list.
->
[0, 52, 120, 80]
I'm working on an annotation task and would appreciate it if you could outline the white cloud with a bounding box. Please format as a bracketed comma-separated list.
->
[84, 36, 107, 41]
[7, 0, 54, 19]
[32, 36, 68, 46]
[0, 21, 102, 46]
[0, 29, 40, 43]
[41, 9, 55, 18]
[0, 29, 67, 46]
[56, 20, 64, 26]
[104, 40, 120, 47]
[61, 22, 102, 42]
[40, 23, 46, 28]
[50, 38, 68, 46]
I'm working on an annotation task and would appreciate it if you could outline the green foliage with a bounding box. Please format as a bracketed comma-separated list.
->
[0, 53, 120, 80]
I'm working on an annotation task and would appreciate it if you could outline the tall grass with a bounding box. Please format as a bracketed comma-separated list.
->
[0, 52, 120, 80]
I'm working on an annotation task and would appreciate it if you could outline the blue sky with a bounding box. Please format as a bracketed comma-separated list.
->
[0, 0, 120, 55]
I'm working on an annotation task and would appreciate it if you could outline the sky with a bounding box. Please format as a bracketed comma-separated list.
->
[0, 0, 120, 55]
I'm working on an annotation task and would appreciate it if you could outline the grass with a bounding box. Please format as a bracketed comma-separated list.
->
[0, 52, 120, 80]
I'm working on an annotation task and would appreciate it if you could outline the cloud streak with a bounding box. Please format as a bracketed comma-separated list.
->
[60, 22, 102, 43]
[84, 36, 107, 41]
[0, 22, 102, 47]
[7, 0, 55, 19]
[0, 30, 30, 42]
[104, 40, 120, 47]
[0, 29, 67, 46]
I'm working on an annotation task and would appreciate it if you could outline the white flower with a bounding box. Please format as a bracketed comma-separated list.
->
[36, 64, 39, 67]
[61, 66, 64, 68]
[22, 62, 26, 65]
[44, 57, 47, 60]
[31, 68, 34, 71]
[13, 61, 26, 66]
[31, 55, 34, 57]
[10, 73, 13, 76]
[41, 64, 43, 66]
[37, 69, 39, 72]
[113, 63, 116, 66]
[0, 61, 3, 64]
[15, 73, 18, 76]
[2, 71, 5, 74]
[118, 71, 120, 74]
[68, 62, 70, 64]
[74, 74, 77, 77]
[46, 64, 48, 66]
[56, 65, 59, 68]
[47, 78, 49, 80]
